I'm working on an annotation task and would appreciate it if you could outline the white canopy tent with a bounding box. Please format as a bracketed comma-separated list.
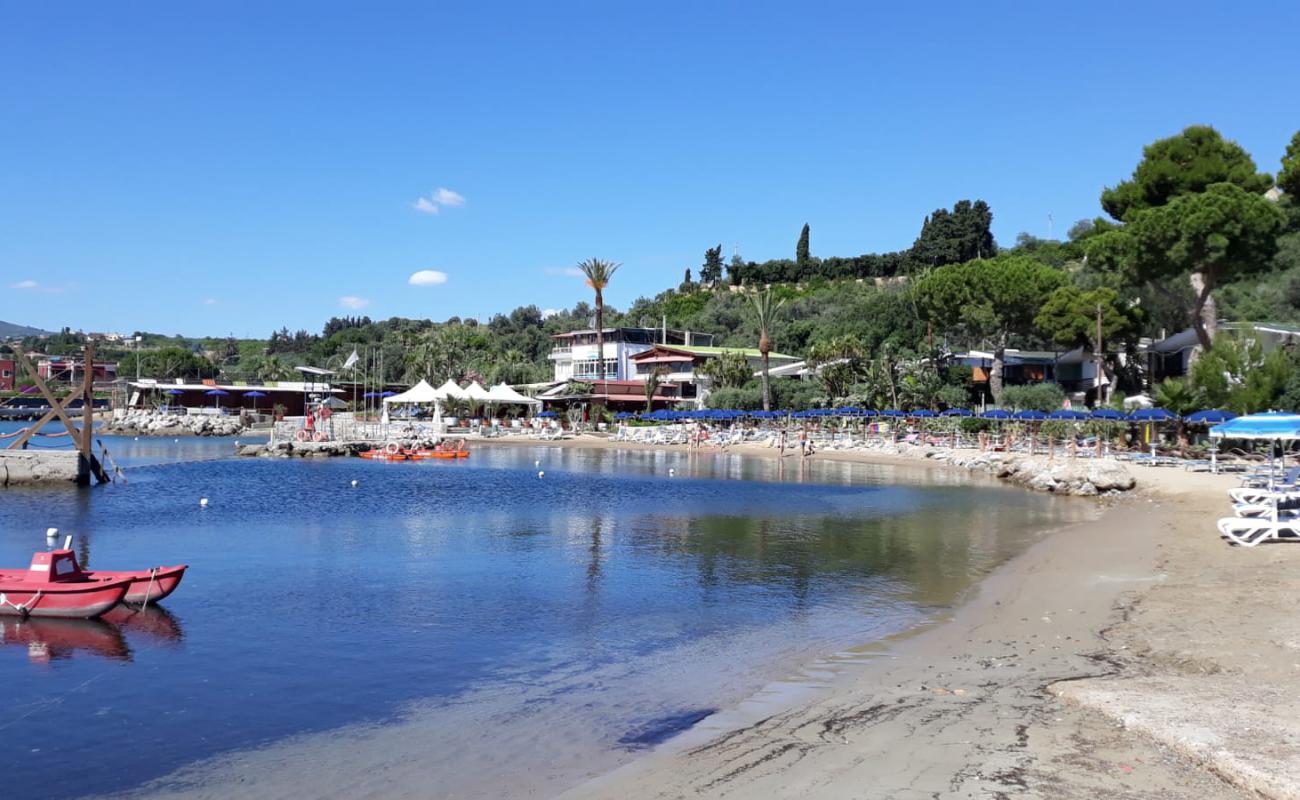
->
[463, 381, 492, 403]
[435, 379, 469, 401]
[381, 379, 444, 431]
[487, 382, 542, 409]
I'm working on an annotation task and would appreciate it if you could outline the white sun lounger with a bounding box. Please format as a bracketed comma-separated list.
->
[1217, 515, 1300, 547]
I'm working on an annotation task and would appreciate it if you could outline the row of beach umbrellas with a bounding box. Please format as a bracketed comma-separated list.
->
[614, 407, 1240, 423]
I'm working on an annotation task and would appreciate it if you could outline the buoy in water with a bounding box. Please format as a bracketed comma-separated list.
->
[45, 527, 58, 540]
[538, 471, 545, 479]
[199, 498, 209, 508]
[134, 437, 139, 441]
[534, 460, 540, 468]
[351, 480, 358, 488]
[669, 468, 676, 477]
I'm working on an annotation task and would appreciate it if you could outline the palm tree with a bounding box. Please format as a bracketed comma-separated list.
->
[748, 288, 786, 411]
[576, 259, 621, 382]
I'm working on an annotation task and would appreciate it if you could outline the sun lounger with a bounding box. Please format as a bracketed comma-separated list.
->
[1217, 515, 1300, 547]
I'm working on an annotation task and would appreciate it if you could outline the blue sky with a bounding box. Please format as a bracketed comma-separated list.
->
[3, 1, 1297, 337]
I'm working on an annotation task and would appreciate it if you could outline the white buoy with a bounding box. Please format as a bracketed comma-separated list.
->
[174, 438, 179, 443]
[45, 527, 58, 540]
[134, 437, 140, 441]
[534, 460, 540, 468]
[351, 479, 358, 488]
[199, 498, 209, 508]
[538, 470, 545, 479]
[669, 468, 676, 477]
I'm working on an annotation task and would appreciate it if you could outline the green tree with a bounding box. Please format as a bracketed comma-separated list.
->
[1035, 285, 1143, 402]
[576, 258, 621, 382]
[700, 244, 724, 285]
[727, 253, 744, 286]
[910, 200, 997, 267]
[643, 367, 665, 412]
[696, 350, 752, 390]
[748, 288, 786, 411]
[796, 224, 811, 267]
[914, 255, 1067, 401]
[1280, 131, 1300, 199]
[1092, 126, 1283, 350]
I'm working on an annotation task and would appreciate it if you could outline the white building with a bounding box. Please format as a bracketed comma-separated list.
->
[549, 327, 714, 382]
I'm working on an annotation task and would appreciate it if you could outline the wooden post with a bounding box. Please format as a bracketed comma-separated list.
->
[5, 347, 109, 484]
[82, 343, 95, 467]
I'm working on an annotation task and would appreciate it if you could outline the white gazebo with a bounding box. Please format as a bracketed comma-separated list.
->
[435, 379, 469, 402]
[486, 383, 542, 410]
[382, 379, 444, 431]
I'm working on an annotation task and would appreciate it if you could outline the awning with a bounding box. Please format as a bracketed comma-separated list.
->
[634, 355, 695, 365]
[486, 383, 541, 406]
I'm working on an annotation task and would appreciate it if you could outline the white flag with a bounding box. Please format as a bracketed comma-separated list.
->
[342, 349, 359, 370]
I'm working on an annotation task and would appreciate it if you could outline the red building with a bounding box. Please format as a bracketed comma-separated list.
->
[37, 357, 118, 384]
[0, 358, 15, 391]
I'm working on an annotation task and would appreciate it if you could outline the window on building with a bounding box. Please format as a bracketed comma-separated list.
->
[574, 359, 618, 378]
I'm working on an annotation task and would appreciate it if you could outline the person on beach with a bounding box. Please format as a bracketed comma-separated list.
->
[799, 427, 808, 458]
[777, 428, 787, 455]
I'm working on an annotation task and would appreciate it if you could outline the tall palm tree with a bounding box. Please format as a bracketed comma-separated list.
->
[748, 288, 786, 411]
[576, 259, 621, 382]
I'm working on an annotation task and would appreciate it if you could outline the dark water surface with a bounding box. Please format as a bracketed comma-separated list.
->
[0, 430, 1086, 798]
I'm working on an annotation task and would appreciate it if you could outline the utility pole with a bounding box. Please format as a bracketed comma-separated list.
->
[1094, 303, 1105, 403]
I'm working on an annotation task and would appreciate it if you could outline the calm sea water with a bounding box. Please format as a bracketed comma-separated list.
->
[0, 426, 1087, 798]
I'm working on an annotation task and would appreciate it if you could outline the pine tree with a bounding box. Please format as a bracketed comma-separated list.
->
[796, 224, 811, 266]
[700, 244, 724, 284]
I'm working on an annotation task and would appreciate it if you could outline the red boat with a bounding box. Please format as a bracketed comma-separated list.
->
[0, 550, 187, 616]
[359, 448, 408, 461]
[0, 551, 132, 619]
[408, 448, 470, 460]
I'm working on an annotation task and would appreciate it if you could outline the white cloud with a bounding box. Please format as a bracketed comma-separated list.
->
[543, 267, 585, 278]
[338, 295, 371, 309]
[10, 279, 64, 293]
[202, 297, 218, 306]
[433, 187, 465, 207]
[412, 187, 465, 215]
[408, 270, 448, 287]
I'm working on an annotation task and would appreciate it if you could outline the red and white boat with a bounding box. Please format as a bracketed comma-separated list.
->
[0, 549, 188, 617]
[0, 550, 132, 619]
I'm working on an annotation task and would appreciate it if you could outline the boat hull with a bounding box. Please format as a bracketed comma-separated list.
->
[0, 579, 131, 619]
[97, 565, 187, 604]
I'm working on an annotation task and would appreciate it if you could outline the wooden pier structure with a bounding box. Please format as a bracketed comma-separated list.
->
[1, 344, 111, 486]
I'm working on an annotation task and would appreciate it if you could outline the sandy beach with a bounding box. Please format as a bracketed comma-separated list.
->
[121, 438, 1298, 800]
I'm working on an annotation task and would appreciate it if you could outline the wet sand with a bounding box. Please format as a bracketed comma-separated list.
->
[119, 438, 1297, 799]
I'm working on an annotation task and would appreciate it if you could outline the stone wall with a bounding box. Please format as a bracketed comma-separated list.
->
[0, 450, 82, 486]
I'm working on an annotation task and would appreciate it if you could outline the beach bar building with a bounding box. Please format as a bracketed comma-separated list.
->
[630, 345, 800, 407]
[549, 327, 715, 382]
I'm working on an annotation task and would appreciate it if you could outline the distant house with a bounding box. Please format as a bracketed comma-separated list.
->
[630, 344, 800, 407]
[1146, 322, 1300, 381]
[538, 378, 684, 412]
[0, 358, 15, 391]
[36, 356, 118, 384]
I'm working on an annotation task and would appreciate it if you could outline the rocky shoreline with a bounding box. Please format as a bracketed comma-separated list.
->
[104, 410, 249, 437]
[909, 444, 1136, 495]
[237, 438, 440, 458]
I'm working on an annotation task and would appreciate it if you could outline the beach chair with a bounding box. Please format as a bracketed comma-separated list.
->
[1217, 514, 1300, 547]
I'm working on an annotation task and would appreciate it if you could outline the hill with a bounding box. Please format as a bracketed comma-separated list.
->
[0, 320, 52, 338]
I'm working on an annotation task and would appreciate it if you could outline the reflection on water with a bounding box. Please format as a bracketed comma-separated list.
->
[0, 606, 183, 664]
[0, 433, 1090, 798]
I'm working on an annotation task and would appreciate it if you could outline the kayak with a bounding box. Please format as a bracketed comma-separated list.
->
[0, 549, 186, 617]
[359, 449, 408, 461]
[408, 449, 470, 460]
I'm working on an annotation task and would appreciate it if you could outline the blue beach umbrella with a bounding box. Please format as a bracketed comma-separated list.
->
[205, 388, 229, 409]
[380, 391, 397, 398]
[981, 409, 1011, 420]
[879, 410, 906, 418]
[362, 391, 380, 399]
[1186, 409, 1236, 424]
[1013, 409, 1048, 421]
[1129, 408, 1177, 422]
[536, 410, 557, 418]
[941, 408, 973, 417]
[1089, 408, 1125, 421]
[911, 409, 937, 418]
[243, 390, 267, 410]
[1048, 409, 1089, 421]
